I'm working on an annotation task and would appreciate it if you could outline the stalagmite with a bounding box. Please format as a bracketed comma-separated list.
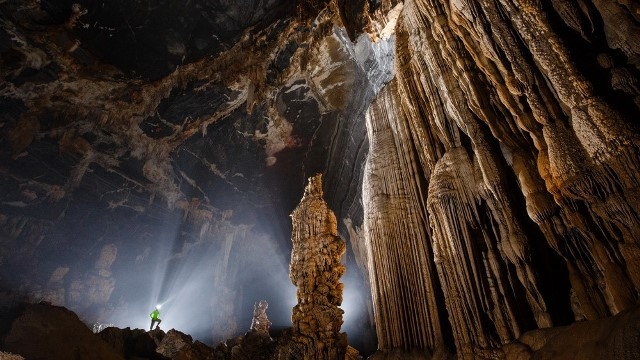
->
[278, 173, 348, 359]
[250, 299, 272, 335]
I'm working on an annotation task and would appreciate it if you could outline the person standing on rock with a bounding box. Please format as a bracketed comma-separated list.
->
[150, 306, 162, 330]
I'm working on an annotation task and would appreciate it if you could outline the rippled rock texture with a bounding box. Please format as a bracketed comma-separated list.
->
[359, 0, 640, 358]
[1, 0, 640, 359]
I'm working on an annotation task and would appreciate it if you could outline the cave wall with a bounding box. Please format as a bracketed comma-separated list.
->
[356, 0, 640, 357]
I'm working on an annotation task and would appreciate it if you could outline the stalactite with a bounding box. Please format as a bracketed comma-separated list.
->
[361, 0, 640, 357]
[447, 0, 640, 308]
[426, 147, 535, 359]
[363, 82, 444, 352]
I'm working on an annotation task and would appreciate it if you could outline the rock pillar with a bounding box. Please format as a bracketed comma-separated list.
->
[250, 299, 272, 335]
[287, 173, 348, 359]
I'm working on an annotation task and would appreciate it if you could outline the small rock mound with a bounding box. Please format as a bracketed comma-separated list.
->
[1, 302, 123, 360]
[0, 351, 25, 360]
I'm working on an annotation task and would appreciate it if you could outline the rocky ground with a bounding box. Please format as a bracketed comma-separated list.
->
[0, 302, 639, 360]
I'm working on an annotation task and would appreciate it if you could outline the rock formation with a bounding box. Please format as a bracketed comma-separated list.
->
[282, 173, 348, 359]
[29, 243, 117, 319]
[220, 301, 276, 360]
[250, 299, 273, 335]
[0, 352, 24, 360]
[2, 301, 639, 360]
[357, 0, 640, 357]
[0, 0, 639, 359]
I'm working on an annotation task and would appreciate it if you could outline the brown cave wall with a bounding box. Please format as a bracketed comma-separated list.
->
[358, 0, 640, 357]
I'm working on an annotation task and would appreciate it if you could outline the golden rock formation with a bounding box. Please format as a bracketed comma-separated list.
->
[284, 173, 348, 359]
[363, 81, 444, 352]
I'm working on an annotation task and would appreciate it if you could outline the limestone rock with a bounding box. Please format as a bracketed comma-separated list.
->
[280, 173, 348, 359]
[226, 331, 276, 360]
[0, 352, 24, 360]
[156, 329, 195, 358]
[504, 304, 640, 360]
[367, 349, 433, 360]
[215, 299, 277, 360]
[94, 244, 118, 277]
[250, 299, 272, 335]
[1, 301, 638, 360]
[344, 345, 361, 360]
[358, 0, 640, 357]
[101, 325, 216, 360]
[98, 327, 158, 359]
[37, 266, 69, 305]
[66, 244, 118, 317]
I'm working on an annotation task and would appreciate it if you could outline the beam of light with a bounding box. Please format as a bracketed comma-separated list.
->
[341, 274, 367, 331]
[340, 255, 376, 354]
[99, 216, 185, 332]
[100, 213, 298, 344]
[145, 236, 226, 335]
[232, 232, 297, 334]
[96, 204, 371, 348]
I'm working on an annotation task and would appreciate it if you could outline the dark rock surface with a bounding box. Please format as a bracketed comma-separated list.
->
[1, 302, 124, 360]
[98, 326, 159, 360]
[38, 0, 295, 80]
[505, 304, 640, 360]
[0, 1, 379, 353]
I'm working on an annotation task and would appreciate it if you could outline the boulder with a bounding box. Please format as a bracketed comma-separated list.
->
[1, 302, 124, 360]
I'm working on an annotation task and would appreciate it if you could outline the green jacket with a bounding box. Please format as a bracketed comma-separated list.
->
[150, 309, 160, 320]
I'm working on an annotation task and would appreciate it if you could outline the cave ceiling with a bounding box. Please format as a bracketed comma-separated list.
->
[40, 0, 294, 80]
[0, 0, 381, 346]
[0, 0, 340, 227]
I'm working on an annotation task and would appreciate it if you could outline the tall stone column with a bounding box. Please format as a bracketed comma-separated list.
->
[287, 173, 348, 359]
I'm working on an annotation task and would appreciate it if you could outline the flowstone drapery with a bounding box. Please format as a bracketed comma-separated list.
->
[358, 0, 640, 358]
